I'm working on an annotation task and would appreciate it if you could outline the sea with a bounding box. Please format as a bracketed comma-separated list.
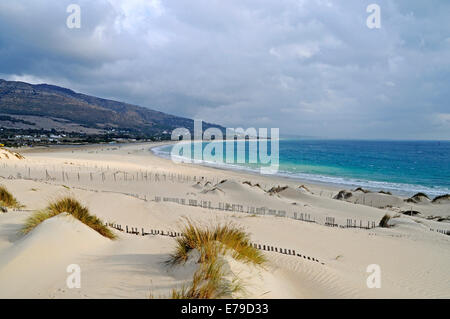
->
[152, 139, 450, 197]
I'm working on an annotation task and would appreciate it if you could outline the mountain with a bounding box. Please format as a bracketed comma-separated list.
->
[0, 79, 223, 136]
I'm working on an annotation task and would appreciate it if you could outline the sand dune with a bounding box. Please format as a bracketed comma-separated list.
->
[0, 148, 24, 161]
[0, 213, 109, 298]
[334, 188, 450, 219]
[0, 142, 448, 298]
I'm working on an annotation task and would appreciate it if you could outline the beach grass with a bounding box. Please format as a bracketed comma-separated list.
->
[432, 194, 450, 203]
[21, 197, 116, 239]
[379, 214, 392, 228]
[413, 192, 429, 199]
[166, 219, 265, 299]
[169, 259, 242, 299]
[0, 185, 22, 209]
[167, 219, 266, 267]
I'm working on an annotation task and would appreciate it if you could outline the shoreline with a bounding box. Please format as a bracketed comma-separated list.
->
[12, 141, 342, 195]
[148, 141, 344, 195]
[9, 140, 449, 198]
[0, 141, 449, 298]
[148, 142, 447, 198]
[13, 141, 449, 220]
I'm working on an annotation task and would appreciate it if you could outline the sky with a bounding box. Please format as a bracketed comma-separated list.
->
[0, 0, 449, 139]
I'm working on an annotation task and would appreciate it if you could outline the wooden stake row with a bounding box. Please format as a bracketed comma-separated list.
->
[106, 222, 325, 265]
[1, 164, 215, 186]
[154, 195, 377, 230]
[431, 228, 450, 236]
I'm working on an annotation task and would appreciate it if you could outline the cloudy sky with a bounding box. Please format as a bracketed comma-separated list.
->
[0, 0, 449, 139]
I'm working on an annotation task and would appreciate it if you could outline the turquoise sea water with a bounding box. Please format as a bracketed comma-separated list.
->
[152, 140, 450, 197]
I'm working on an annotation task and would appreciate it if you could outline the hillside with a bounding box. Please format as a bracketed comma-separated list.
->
[0, 79, 222, 136]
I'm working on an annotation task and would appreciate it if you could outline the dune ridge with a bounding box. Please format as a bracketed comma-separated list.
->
[0, 142, 448, 298]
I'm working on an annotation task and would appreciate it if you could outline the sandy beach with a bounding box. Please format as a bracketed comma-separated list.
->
[0, 142, 449, 299]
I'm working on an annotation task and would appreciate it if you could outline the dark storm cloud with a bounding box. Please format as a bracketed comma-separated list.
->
[0, 0, 449, 139]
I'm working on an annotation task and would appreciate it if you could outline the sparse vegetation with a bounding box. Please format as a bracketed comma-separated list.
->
[166, 219, 266, 299]
[298, 184, 311, 192]
[354, 187, 370, 193]
[334, 190, 353, 200]
[167, 219, 265, 267]
[432, 194, 450, 203]
[413, 192, 429, 199]
[169, 259, 243, 299]
[379, 214, 392, 228]
[267, 185, 289, 195]
[242, 181, 263, 190]
[401, 210, 421, 216]
[0, 185, 22, 209]
[21, 197, 116, 239]
[0, 147, 25, 160]
[405, 192, 430, 203]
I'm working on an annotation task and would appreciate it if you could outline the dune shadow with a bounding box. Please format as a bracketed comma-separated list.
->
[84, 252, 190, 293]
[0, 222, 23, 243]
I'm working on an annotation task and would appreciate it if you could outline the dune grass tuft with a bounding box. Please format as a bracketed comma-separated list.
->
[167, 219, 266, 267]
[0, 185, 22, 209]
[379, 214, 392, 228]
[166, 219, 265, 299]
[169, 259, 243, 299]
[432, 194, 450, 203]
[21, 211, 52, 234]
[21, 197, 116, 239]
[412, 192, 429, 199]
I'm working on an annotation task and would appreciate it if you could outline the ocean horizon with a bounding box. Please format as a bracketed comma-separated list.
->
[152, 139, 450, 197]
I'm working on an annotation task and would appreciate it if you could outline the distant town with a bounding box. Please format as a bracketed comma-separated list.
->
[0, 128, 171, 147]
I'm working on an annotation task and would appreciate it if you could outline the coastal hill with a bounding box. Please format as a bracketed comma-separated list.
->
[0, 79, 223, 136]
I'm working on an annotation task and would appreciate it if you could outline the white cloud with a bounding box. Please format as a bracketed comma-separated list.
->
[270, 43, 320, 59]
[433, 113, 450, 125]
[109, 0, 164, 34]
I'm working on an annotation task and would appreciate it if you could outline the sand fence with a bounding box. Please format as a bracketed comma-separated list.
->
[106, 222, 325, 265]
